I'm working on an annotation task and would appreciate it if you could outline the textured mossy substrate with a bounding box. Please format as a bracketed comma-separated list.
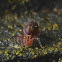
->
[0, 12, 62, 62]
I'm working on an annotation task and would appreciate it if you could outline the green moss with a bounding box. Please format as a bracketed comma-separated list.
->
[5, 50, 11, 55]
[0, 51, 4, 54]
[53, 23, 61, 30]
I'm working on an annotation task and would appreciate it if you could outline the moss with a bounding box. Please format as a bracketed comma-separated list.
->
[0, 51, 4, 54]
[5, 50, 11, 54]
[0, 9, 62, 62]
[53, 23, 61, 30]
[16, 50, 22, 55]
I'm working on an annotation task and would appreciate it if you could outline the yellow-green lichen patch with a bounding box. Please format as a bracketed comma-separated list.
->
[53, 23, 61, 30]
[0, 51, 4, 54]
[5, 50, 11, 56]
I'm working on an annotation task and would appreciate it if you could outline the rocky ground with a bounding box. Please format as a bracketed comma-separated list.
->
[0, 11, 62, 62]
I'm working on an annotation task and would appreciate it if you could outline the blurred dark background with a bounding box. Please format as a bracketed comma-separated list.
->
[0, 0, 62, 16]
